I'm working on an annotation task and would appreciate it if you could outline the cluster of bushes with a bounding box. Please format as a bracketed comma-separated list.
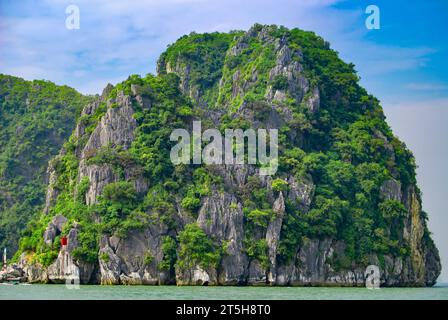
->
[158, 31, 238, 107]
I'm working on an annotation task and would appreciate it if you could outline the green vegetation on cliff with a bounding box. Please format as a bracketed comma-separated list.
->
[12, 25, 440, 286]
[0, 74, 91, 256]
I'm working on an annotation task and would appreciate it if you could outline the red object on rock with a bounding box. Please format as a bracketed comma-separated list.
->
[60, 236, 67, 246]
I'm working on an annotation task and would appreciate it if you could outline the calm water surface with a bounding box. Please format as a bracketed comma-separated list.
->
[1, 283, 447, 300]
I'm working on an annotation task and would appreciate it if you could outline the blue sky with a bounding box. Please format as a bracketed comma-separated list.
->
[0, 0, 447, 282]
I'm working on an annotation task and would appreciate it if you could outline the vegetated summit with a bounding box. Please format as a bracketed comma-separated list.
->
[9, 24, 441, 286]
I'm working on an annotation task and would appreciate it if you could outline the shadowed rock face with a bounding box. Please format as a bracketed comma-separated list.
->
[16, 24, 441, 287]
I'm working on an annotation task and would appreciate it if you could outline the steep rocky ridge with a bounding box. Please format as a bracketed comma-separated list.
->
[12, 24, 440, 287]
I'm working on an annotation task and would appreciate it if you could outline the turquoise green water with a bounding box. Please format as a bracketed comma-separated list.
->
[1, 284, 447, 300]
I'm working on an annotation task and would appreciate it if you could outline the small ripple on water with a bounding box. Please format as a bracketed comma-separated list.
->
[0, 284, 447, 300]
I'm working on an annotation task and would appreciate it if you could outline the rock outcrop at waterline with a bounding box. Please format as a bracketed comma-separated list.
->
[12, 24, 441, 287]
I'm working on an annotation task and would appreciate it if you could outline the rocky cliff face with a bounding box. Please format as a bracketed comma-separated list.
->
[13, 24, 441, 287]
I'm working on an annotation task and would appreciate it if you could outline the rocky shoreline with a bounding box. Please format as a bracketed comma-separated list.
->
[2, 205, 439, 287]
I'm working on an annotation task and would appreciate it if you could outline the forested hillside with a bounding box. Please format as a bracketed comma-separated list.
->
[0, 74, 91, 255]
[7, 25, 441, 286]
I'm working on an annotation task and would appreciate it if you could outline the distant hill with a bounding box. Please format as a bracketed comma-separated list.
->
[0, 74, 92, 255]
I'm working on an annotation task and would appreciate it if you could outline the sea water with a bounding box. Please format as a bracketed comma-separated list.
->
[1, 283, 447, 300]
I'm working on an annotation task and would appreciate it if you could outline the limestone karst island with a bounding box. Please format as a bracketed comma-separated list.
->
[0, 24, 441, 287]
